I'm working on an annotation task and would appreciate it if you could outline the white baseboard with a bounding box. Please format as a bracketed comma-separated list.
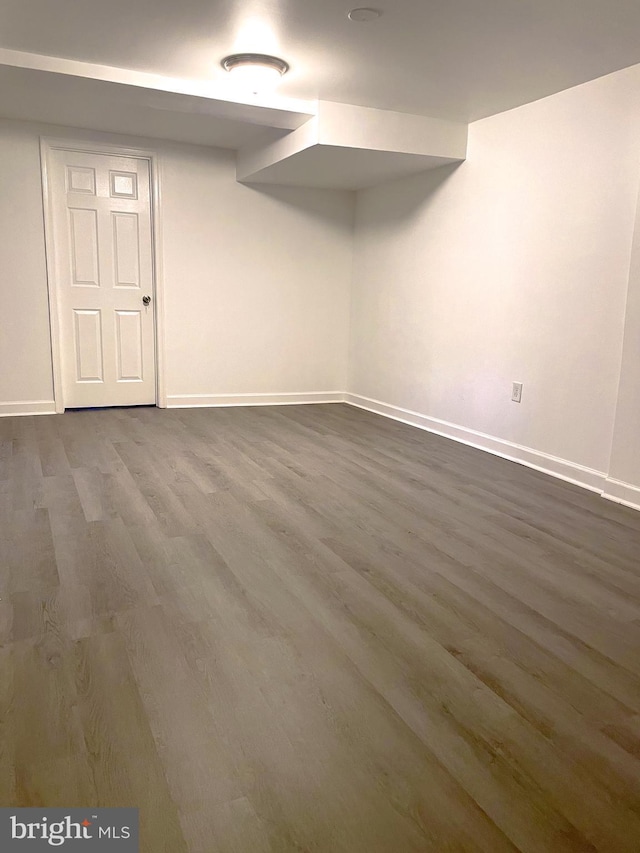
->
[0, 400, 57, 417]
[166, 391, 346, 408]
[344, 393, 608, 495]
[602, 478, 640, 512]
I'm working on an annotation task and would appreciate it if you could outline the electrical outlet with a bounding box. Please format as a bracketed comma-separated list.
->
[512, 382, 523, 403]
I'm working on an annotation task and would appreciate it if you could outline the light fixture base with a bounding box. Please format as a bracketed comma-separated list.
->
[348, 8, 382, 23]
[221, 53, 289, 76]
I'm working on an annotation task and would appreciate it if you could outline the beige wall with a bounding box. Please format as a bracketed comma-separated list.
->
[160, 144, 354, 401]
[349, 65, 640, 497]
[0, 121, 54, 408]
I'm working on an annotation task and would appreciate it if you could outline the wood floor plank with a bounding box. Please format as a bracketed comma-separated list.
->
[2, 403, 640, 851]
[73, 629, 189, 852]
[322, 534, 640, 755]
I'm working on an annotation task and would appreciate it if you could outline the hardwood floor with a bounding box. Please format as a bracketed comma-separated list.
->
[1, 403, 640, 852]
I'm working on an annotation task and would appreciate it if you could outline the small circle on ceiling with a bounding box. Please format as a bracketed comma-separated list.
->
[348, 8, 383, 23]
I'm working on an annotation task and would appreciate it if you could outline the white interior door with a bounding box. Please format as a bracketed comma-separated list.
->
[48, 149, 156, 408]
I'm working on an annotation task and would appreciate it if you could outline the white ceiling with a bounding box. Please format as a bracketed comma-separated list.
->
[2, 1, 640, 190]
[1, 0, 640, 122]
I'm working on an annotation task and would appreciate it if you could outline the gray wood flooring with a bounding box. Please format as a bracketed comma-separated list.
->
[1, 403, 640, 852]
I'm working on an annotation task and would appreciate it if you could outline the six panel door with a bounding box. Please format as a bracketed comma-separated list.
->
[50, 150, 156, 408]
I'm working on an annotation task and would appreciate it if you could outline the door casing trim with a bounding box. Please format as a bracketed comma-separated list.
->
[40, 136, 167, 412]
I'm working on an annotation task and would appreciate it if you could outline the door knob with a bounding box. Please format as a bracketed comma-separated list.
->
[142, 295, 151, 306]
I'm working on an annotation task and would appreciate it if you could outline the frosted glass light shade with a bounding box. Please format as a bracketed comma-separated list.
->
[221, 53, 289, 95]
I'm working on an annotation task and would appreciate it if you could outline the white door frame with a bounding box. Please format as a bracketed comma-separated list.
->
[40, 136, 167, 413]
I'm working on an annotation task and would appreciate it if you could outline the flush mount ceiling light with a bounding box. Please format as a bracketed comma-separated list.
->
[221, 53, 289, 94]
[348, 7, 382, 22]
